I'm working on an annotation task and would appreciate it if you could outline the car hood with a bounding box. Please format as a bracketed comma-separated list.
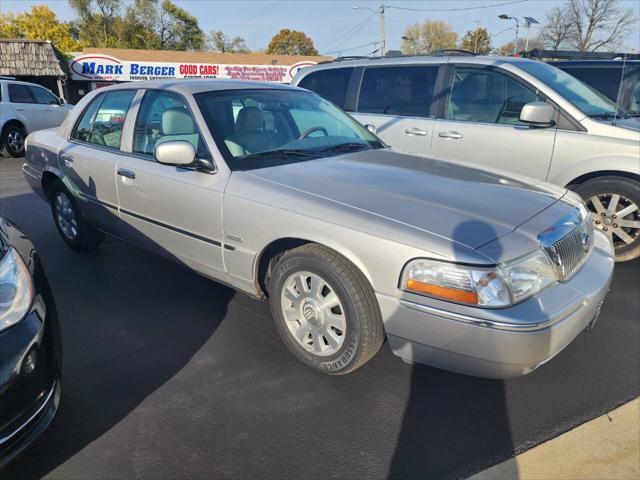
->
[245, 149, 565, 250]
[594, 116, 640, 131]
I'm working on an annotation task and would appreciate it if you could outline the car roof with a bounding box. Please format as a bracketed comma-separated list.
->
[101, 78, 301, 96]
[0, 78, 51, 87]
[294, 54, 547, 75]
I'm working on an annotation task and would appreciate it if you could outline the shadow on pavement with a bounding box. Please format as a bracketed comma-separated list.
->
[389, 219, 517, 479]
[0, 192, 235, 479]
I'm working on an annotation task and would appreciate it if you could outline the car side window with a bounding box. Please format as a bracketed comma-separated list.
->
[133, 90, 209, 159]
[30, 87, 58, 105]
[8, 84, 34, 103]
[357, 66, 438, 117]
[446, 67, 544, 125]
[71, 94, 105, 143]
[558, 67, 621, 102]
[297, 68, 354, 109]
[71, 90, 135, 149]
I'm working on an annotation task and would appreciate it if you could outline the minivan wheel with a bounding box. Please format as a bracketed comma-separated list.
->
[50, 181, 104, 251]
[269, 244, 384, 375]
[1, 124, 26, 157]
[572, 177, 640, 262]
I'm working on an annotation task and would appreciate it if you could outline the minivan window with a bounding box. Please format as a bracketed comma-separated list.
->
[357, 66, 438, 117]
[71, 90, 135, 149]
[297, 68, 354, 109]
[446, 67, 544, 125]
[555, 67, 621, 103]
[517, 61, 617, 117]
[8, 84, 34, 103]
[133, 90, 209, 159]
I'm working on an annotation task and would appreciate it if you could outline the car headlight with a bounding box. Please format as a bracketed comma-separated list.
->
[0, 247, 34, 332]
[401, 249, 558, 307]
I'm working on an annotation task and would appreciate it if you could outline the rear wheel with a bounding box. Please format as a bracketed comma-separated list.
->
[572, 177, 640, 262]
[268, 244, 384, 375]
[50, 181, 104, 251]
[1, 124, 26, 157]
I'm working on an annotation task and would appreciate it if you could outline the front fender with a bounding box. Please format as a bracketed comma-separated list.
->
[549, 154, 640, 187]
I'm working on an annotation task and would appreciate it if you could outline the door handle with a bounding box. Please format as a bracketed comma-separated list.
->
[438, 131, 464, 139]
[15, 107, 24, 111]
[404, 127, 427, 136]
[117, 168, 136, 180]
[61, 153, 74, 166]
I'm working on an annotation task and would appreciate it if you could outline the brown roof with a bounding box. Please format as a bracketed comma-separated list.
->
[81, 47, 332, 65]
[0, 39, 67, 77]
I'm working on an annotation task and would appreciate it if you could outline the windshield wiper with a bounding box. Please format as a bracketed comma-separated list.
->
[318, 142, 370, 154]
[240, 148, 319, 161]
[590, 112, 618, 119]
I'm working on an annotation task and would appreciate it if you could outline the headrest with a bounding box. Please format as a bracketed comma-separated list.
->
[236, 106, 264, 133]
[162, 108, 195, 135]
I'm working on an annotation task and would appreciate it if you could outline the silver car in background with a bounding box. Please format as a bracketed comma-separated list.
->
[23, 80, 614, 378]
[292, 55, 640, 262]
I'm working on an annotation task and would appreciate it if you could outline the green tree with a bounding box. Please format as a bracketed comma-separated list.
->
[459, 27, 491, 54]
[208, 30, 249, 53]
[156, 0, 204, 51]
[265, 29, 318, 56]
[401, 20, 457, 55]
[0, 5, 82, 52]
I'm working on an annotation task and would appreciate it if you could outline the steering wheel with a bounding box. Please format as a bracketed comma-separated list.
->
[299, 126, 329, 139]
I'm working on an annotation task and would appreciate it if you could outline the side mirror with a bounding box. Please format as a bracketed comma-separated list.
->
[57, 97, 66, 106]
[364, 124, 377, 134]
[155, 141, 196, 166]
[519, 102, 555, 127]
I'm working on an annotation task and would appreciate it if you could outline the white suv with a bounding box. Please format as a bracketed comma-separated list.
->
[0, 78, 73, 158]
[292, 55, 640, 261]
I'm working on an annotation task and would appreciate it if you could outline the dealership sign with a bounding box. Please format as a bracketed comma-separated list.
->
[69, 54, 315, 83]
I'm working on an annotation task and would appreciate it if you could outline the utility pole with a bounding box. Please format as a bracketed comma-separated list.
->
[473, 19, 481, 53]
[379, 4, 386, 57]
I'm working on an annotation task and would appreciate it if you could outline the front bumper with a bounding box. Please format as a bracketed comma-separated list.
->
[378, 231, 615, 379]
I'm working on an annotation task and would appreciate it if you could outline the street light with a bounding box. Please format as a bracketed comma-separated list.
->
[522, 17, 540, 51]
[498, 14, 520, 55]
[354, 4, 386, 57]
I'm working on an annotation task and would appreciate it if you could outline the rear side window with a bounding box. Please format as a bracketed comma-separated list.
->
[71, 90, 135, 149]
[557, 67, 621, 102]
[30, 86, 58, 105]
[297, 68, 354, 109]
[357, 66, 438, 117]
[8, 84, 34, 103]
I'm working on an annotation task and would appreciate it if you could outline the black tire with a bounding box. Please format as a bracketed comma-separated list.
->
[268, 244, 384, 375]
[1, 123, 26, 157]
[50, 180, 104, 251]
[571, 176, 640, 262]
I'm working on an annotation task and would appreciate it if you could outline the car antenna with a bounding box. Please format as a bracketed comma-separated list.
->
[612, 53, 627, 126]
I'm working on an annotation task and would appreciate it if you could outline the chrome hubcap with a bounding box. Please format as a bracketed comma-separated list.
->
[7, 130, 24, 153]
[587, 193, 640, 250]
[54, 192, 78, 240]
[280, 271, 346, 356]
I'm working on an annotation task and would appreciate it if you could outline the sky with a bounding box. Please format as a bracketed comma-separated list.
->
[2, 0, 640, 54]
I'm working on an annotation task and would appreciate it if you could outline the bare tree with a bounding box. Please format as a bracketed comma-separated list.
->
[567, 0, 636, 51]
[538, 6, 575, 50]
[208, 30, 249, 53]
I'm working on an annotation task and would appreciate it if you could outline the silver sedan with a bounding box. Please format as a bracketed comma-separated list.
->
[23, 80, 614, 378]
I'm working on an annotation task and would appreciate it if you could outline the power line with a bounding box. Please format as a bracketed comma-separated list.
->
[328, 41, 381, 56]
[324, 11, 376, 54]
[386, 0, 528, 13]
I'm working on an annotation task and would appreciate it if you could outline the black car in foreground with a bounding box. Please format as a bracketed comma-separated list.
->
[0, 216, 61, 469]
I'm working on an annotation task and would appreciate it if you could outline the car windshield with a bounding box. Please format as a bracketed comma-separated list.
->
[195, 88, 384, 170]
[518, 61, 618, 118]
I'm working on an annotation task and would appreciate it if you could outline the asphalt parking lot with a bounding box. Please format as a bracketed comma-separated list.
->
[0, 156, 638, 480]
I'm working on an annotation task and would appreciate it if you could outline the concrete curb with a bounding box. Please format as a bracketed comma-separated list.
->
[468, 398, 640, 480]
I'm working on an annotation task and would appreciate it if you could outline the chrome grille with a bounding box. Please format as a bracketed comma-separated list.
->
[538, 206, 594, 281]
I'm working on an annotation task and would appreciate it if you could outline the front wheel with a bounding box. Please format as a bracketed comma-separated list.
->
[268, 244, 384, 375]
[572, 176, 640, 262]
[50, 181, 104, 251]
[1, 124, 26, 157]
